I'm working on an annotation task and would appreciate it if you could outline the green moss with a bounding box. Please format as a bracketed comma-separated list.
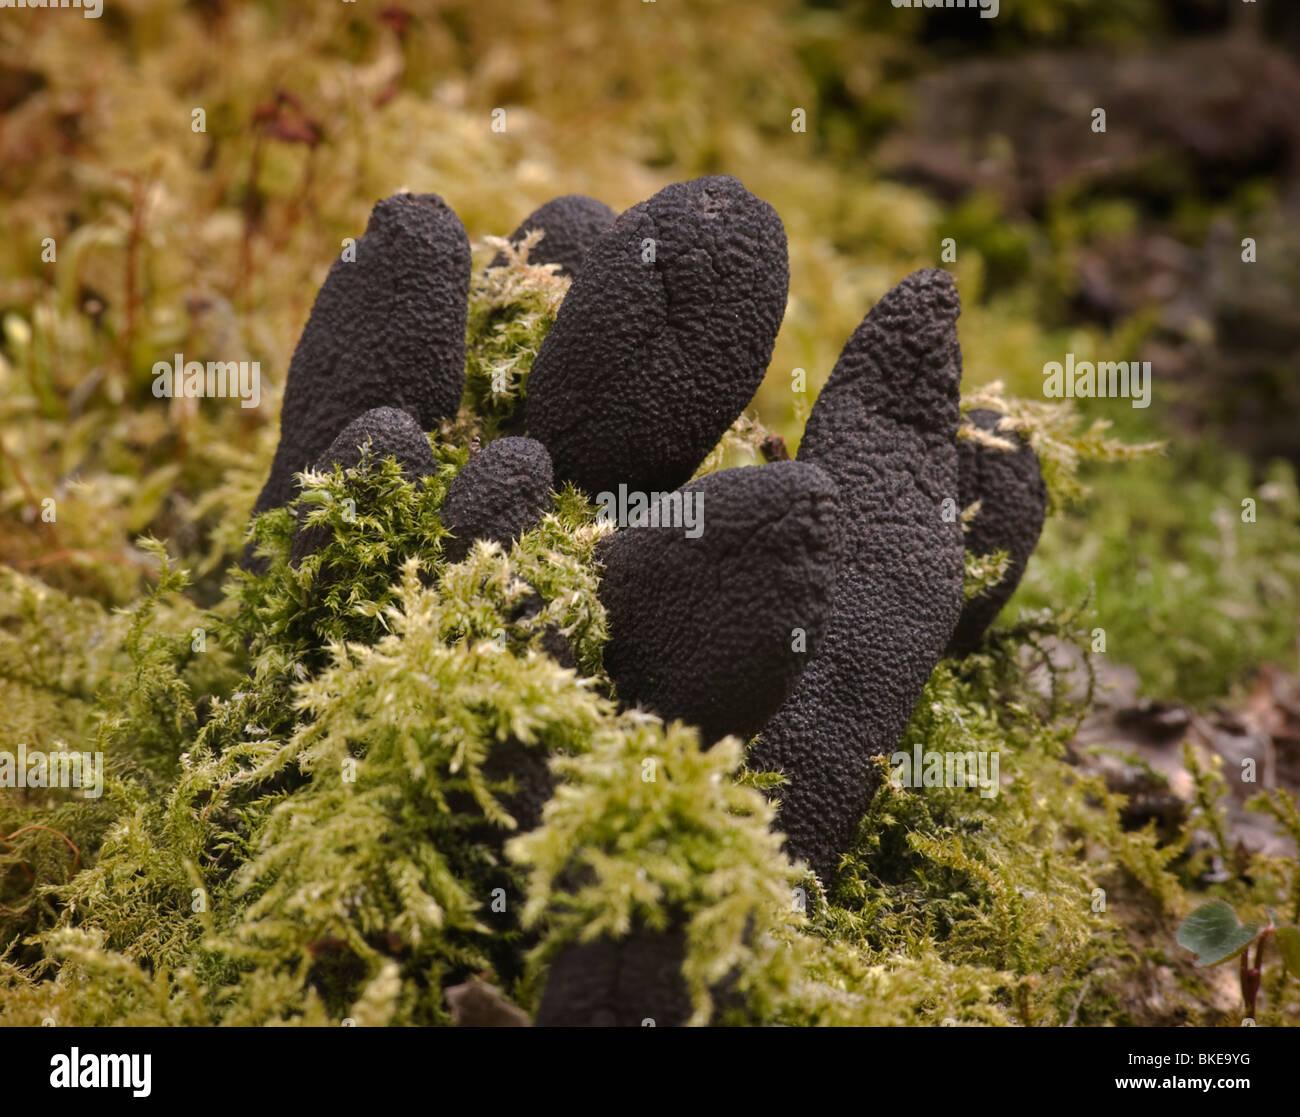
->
[1, 239, 1293, 1027]
[462, 234, 570, 436]
[1, 0, 1296, 1029]
[1020, 449, 1300, 702]
[512, 725, 804, 1025]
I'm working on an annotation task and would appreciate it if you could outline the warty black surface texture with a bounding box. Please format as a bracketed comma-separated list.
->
[289, 407, 436, 565]
[493, 194, 616, 278]
[525, 175, 789, 498]
[598, 461, 841, 745]
[311, 406, 437, 477]
[253, 192, 469, 514]
[947, 408, 1048, 656]
[439, 436, 555, 563]
[748, 268, 966, 884]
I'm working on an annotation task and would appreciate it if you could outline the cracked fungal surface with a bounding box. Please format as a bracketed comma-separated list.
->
[598, 461, 841, 745]
[254, 192, 470, 514]
[439, 436, 555, 563]
[947, 408, 1048, 656]
[494, 194, 616, 278]
[289, 407, 436, 565]
[748, 269, 966, 885]
[525, 175, 788, 498]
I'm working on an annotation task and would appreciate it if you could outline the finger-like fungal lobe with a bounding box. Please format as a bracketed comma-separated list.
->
[253, 192, 470, 514]
[598, 462, 841, 745]
[289, 407, 436, 565]
[749, 269, 965, 884]
[535, 927, 692, 1027]
[525, 175, 789, 497]
[946, 409, 1048, 656]
[439, 436, 555, 563]
[312, 406, 438, 478]
[494, 194, 616, 278]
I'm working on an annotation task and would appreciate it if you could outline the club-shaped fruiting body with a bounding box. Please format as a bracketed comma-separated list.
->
[253, 192, 470, 515]
[311, 406, 437, 478]
[526, 175, 789, 497]
[438, 436, 555, 563]
[493, 194, 616, 278]
[535, 927, 692, 1027]
[289, 407, 436, 565]
[598, 461, 840, 744]
[748, 269, 966, 884]
[946, 409, 1048, 656]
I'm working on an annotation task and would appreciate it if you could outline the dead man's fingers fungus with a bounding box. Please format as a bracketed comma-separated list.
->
[289, 406, 437, 565]
[946, 408, 1049, 656]
[597, 461, 841, 745]
[254, 192, 470, 515]
[535, 927, 693, 1028]
[493, 194, 616, 278]
[749, 268, 966, 885]
[526, 175, 788, 498]
[438, 436, 555, 563]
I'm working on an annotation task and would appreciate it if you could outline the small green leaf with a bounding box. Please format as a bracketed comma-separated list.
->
[1176, 901, 1261, 967]
[1276, 927, 1300, 979]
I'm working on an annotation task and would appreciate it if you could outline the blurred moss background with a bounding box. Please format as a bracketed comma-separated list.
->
[0, 0, 1297, 701]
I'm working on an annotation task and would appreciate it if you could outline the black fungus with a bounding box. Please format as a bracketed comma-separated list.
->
[492, 194, 616, 278]
[253, 192, 469, 515]
[598, 461, 840, 744]
[311, 405, 437, 478]
[525, 175, 788, 498]
[438, 436, 555, 562]
[507, 585, 577, 670]
[481, 737, 554, 837]
[535, 927, 693, 1027]
[447, 732, 558, 965]
[440, 438, 563, 874]
[748, 269, 966, 884]
[946, 408, 1048, 656]
[289, 407, 436, 565]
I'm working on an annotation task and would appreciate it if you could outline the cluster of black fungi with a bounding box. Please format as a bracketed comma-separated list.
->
[249, 178, 1047, 1025]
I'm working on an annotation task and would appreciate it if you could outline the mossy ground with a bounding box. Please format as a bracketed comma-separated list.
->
[1, 1, 1297, 1026]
